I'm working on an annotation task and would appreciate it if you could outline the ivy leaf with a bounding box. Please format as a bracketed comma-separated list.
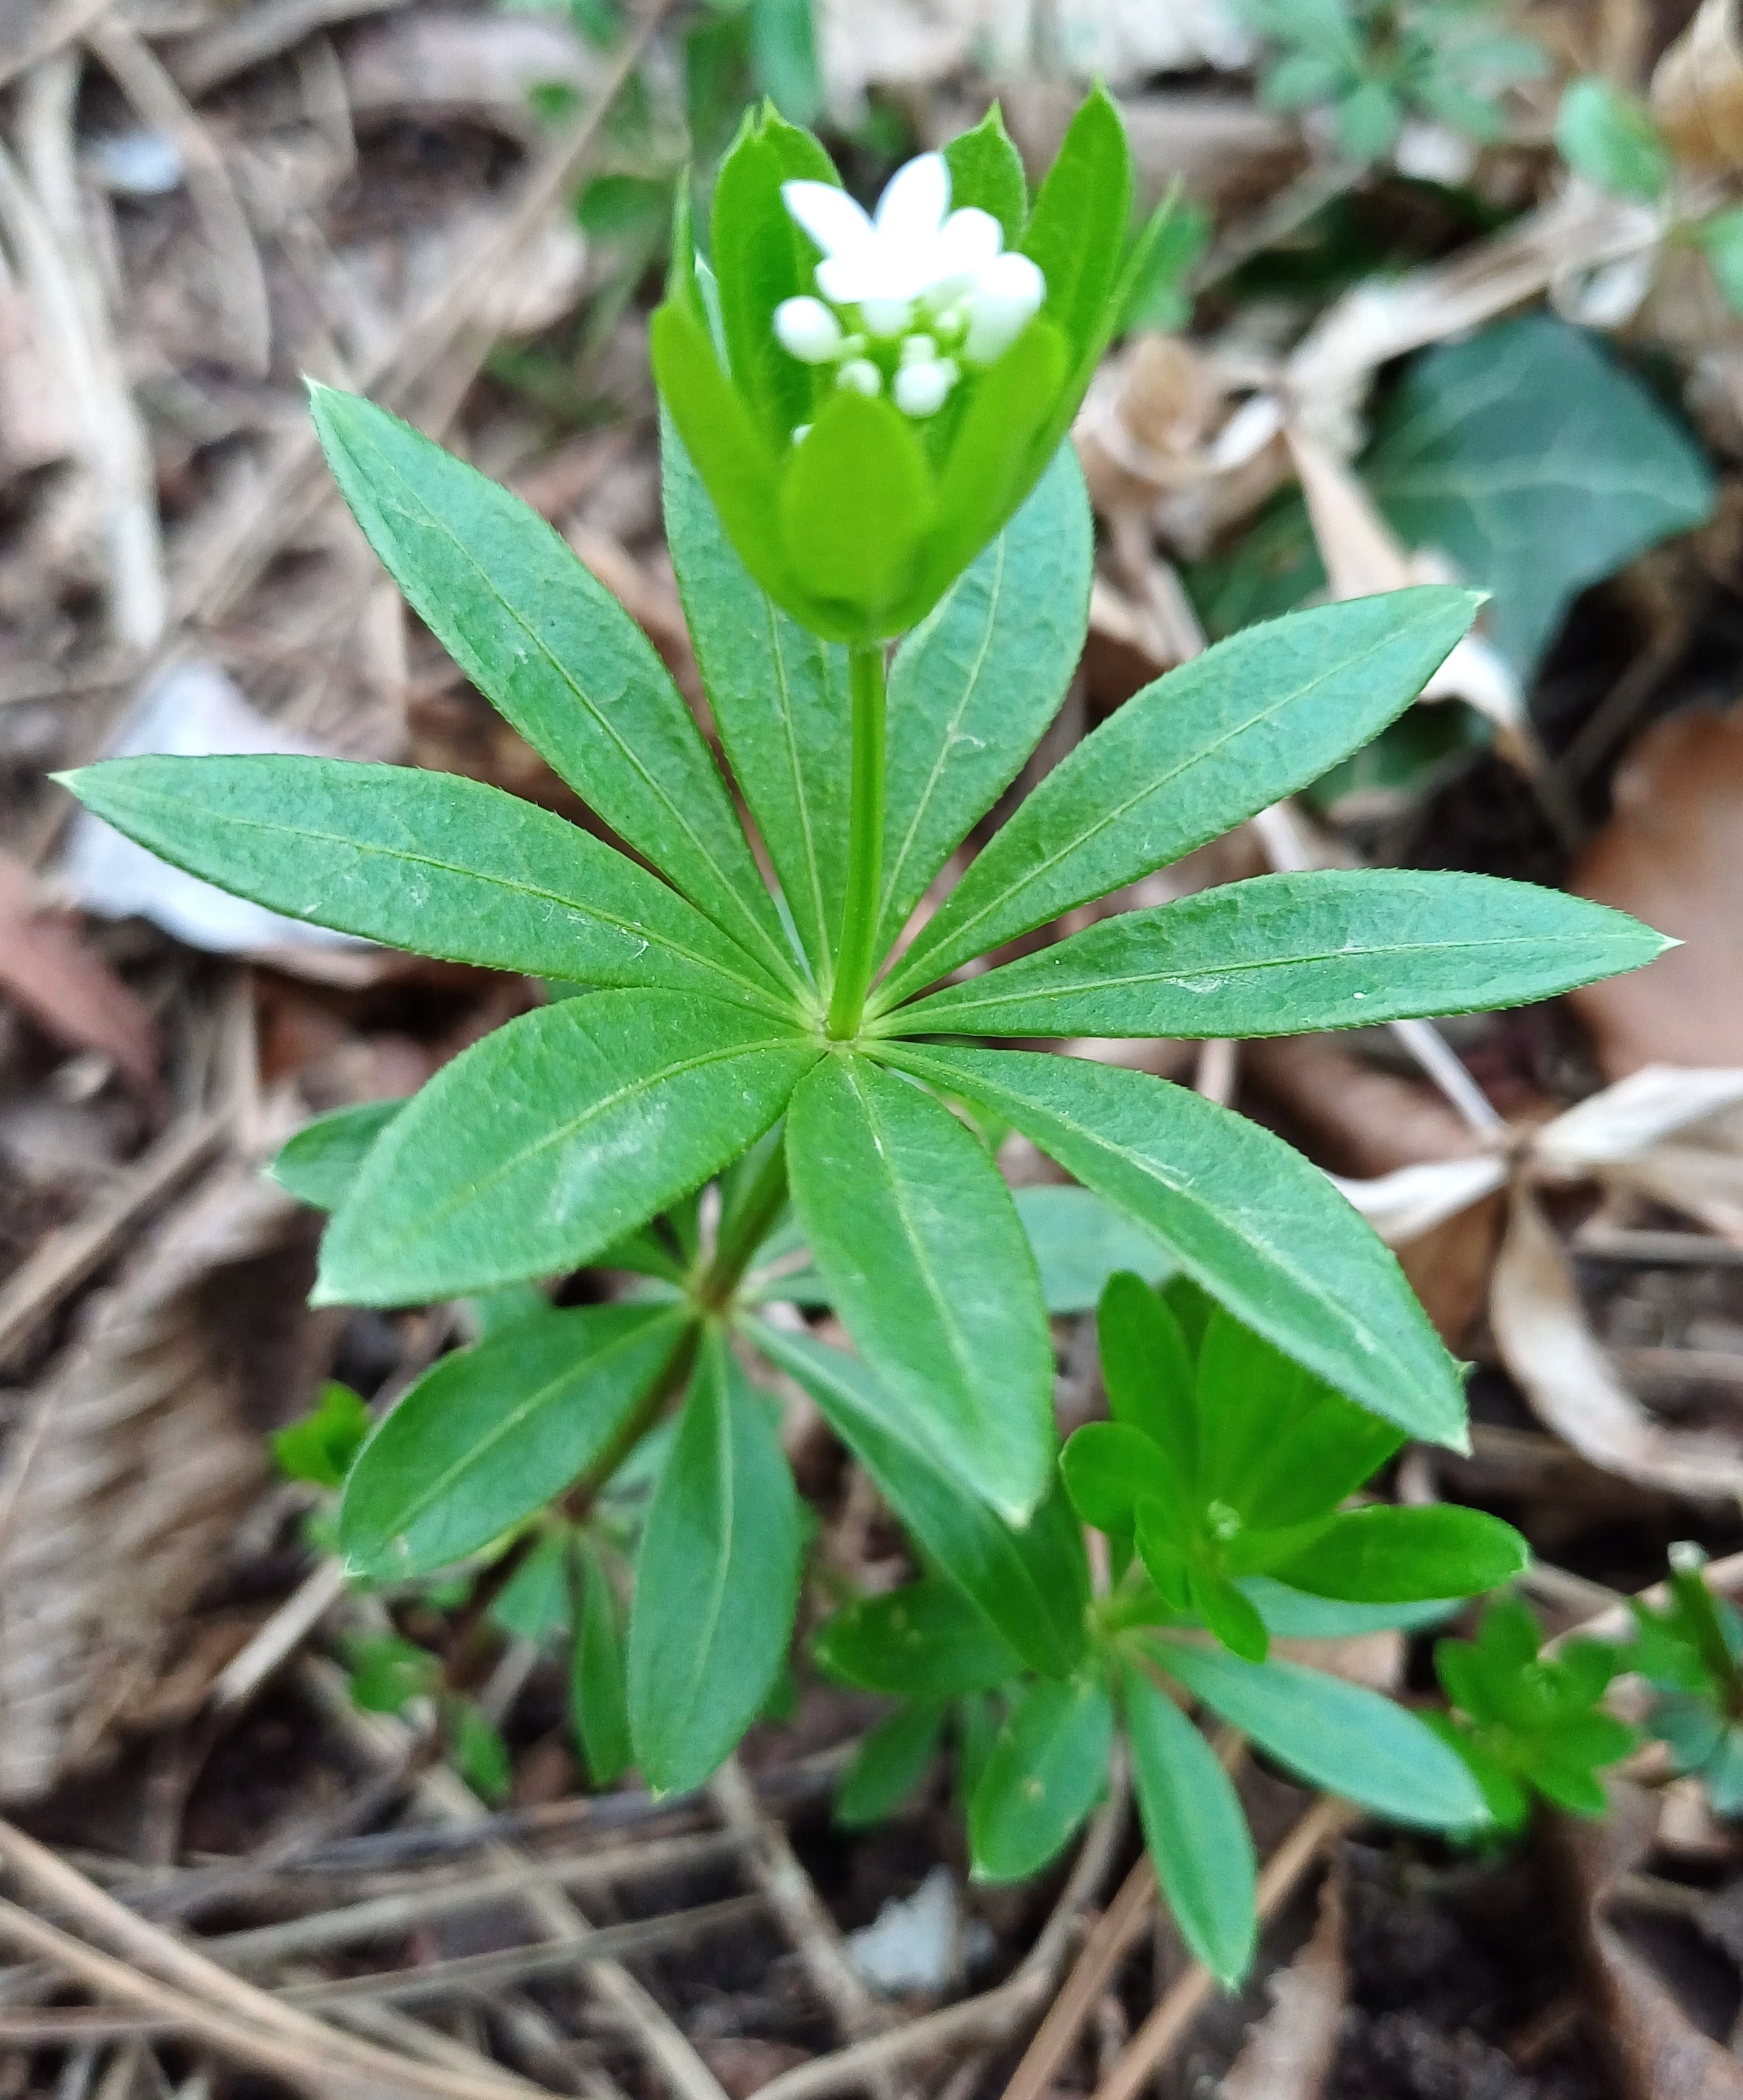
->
[308, 385, 801, 990]
[876, 589, 1478, 1007]
[340, 1304, 689, 1579]
[969, 1676, 1113, 1881]
[1151, 1637, 1488, 1829]
[873, 444, 1092, 963]
[1367, 318, 1713, 674]
[881, 1043, 1467, 1451]
[1122, 1662, 1256, 1986]
[891, 871, 1669, 1039]
[318, 992, 818, 1306]
[787, 1056, 1054, 1523]
[627, 1336, 801, 1793]
[748, 1322, 1088, 1679]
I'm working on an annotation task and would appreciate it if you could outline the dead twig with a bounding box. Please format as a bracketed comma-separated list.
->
[7, 52, 166, 650]
[709, 1757, 888, 2043]
[0, 1112, 223, 1378]
[0, 1887, 542, 2100]
[754, 1778, 1131, 2100]
[85, 16, 271, 375]
[1089, 1797, 1356, 2100]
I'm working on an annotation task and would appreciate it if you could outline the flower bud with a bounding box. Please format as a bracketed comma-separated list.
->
[774, 296, 845, 364]
[651, 91, 1163, 642]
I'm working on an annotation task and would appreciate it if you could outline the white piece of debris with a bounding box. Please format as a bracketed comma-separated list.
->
[61, 660, 365, 959]
[846, 1865, 989, 1995]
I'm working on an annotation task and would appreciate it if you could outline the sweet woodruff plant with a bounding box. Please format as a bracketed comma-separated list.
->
[64, 93, 1668, 1968]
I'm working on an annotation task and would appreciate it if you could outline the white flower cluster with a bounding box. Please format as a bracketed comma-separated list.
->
[774, 154, 1045, 426]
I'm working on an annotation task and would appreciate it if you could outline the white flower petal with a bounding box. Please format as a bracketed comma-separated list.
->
[817, 251, 911, 304]
[837, 358, 881, 397]
[962, 251, 1045, 365]
[782, 180, 873, 261]
[934, 207, 1003, 277]
[874, 153, 949, 245]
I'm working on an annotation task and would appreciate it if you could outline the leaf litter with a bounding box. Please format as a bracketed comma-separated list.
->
[8, 1, 1743, 2096]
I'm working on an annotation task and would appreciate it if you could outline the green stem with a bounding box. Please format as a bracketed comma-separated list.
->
[699, 1134, 790, 1311]
[826, 643, 887, 1041]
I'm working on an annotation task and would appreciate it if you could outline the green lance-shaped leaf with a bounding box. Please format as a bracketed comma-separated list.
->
[1098, 1271, 1197, 1479]
[780, 391, 937, 619]
[270, 1101, 402, 1213]
[664, 417, 851, 982]
[318, 991, 820, 1307]
[340, 1304, 689, 1579]
[836, 1702, 945, 1827]
[573, 1546, 634, 1788]
[872, 444, 1092, 964]
[1151, 1637, 1489, 1829]
[876, 588, 1478, 1010]
[749, 1321, 1088, 1679]
[627, 1335, 801, 1793]
[881, 1043, 1468, 1451]
[1121, 1662, 1256, 1986]
[787, 1056, 1055, 1523]
[1021, 86, 1132, 381]
[815, 1579, 1022, 1699]
[969, 1676, 1114, 1881]
[890, 870, 1672, 1040]
[65, 756, 800, 1017]
[1270, 1504, 1529, 1604]
[710, 108, 837, 451]
[942, 104, 1028, 247]
[1014, 1185, 1173, 1314]
[308, 385, 801, 992]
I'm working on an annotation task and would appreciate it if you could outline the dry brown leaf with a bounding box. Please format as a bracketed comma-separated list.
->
[1652, 0, 1743, 173]
[0, 847, 160, 1101]
[0, 1157, 323, 1800]
[1215, 1865, 1346, 2100]
[1243, 1036, 1502, 1347]
[1489, 1179, 1743, 1504]
[1550, 1788, 1743, 2100]
[1571, 703, 1743, 1076]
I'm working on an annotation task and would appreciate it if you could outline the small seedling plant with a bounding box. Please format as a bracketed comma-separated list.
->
[1628, 1543, 1743, 1814]
[1555, 76, 1743, 320]
[65, 93, 1663, 1807]
[1430, 1596, 1635, 1830]
[815, 1271, 1525, 1982]
[1245, 0, 1546, 164]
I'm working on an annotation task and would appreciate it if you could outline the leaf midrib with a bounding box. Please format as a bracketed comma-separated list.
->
[876, 535, 1007, 952]
[882, 608, 1451, 1002]
[104, 779, 794, 1017]
[354, 429, 804, 998]
[895, 1047, 1411, 1402]
[365, 1310, 681, 1551]
[848, 1064, 997, 1450]
[351, 1029, 816, 1267]
[895, 925, 1642, 1024]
